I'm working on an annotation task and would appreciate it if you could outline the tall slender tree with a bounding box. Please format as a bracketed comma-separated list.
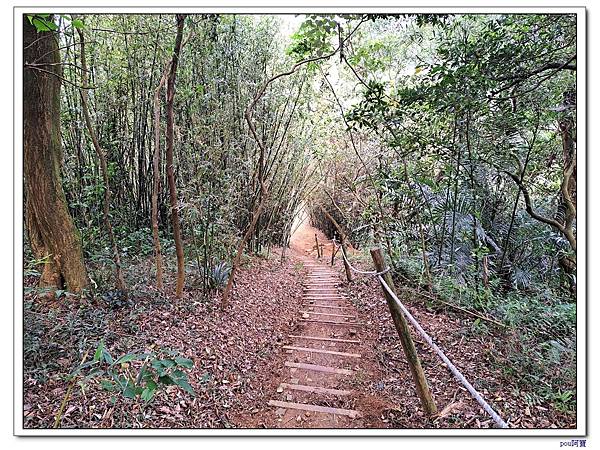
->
[166, 14, 186, 298]
[75, 20, 126, 292]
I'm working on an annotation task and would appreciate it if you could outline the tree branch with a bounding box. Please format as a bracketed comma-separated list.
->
[504, 170, 566, 233]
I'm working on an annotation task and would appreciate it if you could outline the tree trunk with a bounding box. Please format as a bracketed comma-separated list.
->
[24, 16, 89, 293]
[76, 23, 126, 292]
[166, 14, 186, 298]
[151, 59, 171, 291]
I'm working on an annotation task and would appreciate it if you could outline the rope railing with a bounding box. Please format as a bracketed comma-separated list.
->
[330, 238, 509, 429]
[331, 238, 389, 276]
[377, 275, 509, 428]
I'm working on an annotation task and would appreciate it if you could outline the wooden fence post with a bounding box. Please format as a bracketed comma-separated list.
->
[370, 247, 438, 417]
[331, 242, 337, 266]
[340, 242, 353, 282]
[315, 234, 321, 259]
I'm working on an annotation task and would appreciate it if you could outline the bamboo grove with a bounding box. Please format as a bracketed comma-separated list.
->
[27, 14, 325, 299]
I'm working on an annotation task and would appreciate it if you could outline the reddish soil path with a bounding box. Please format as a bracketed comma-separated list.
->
[288, 208, 333, 259]
[266, 260, 365, 427]
[246, 211, 384, 428]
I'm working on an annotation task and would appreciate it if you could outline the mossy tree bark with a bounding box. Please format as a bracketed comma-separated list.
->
[24, 16, 89, 293]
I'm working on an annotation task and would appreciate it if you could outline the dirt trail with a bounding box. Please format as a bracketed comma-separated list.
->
[288, 208, 334, 259]
[241, 213, 387, 428]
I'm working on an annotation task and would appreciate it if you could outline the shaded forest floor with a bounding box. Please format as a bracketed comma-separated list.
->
[23, 221, 575, 429]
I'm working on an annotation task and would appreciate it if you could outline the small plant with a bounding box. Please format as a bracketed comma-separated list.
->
[78, 341, 197, 403]
[207, 261, 231, 292]
[551, 389, 575, 413]
[470, 317, 490, 336]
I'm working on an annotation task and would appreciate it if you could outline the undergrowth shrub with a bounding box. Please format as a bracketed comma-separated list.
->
[392, 255, 576, 415]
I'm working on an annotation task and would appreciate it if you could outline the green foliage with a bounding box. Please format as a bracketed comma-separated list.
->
[23, 12, 577, 423]
[79, 342, 198, 403]
[287, 15, 338, 60]
[27, 14, 58, 32]
[27, 14, 85, 32]
[205, 261, 231, 292]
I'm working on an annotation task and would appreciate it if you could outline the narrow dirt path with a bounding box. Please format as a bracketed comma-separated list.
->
[236, 210, 381, 428]
[266, 259, 365, 427]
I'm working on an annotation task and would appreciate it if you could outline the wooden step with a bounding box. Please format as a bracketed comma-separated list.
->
[284, 361, 353, 375]
[268, 400, 361, 418]
[305, 279, 338, 281]
[307, 275, 337, 277]
[300, 319, 362, 326]
[282, 345, 361, 358]
[306, 279, 338, 282]
[278, 383, 352, 396]
[304, 284, 338, 287]
[304, 301, 347, 304]
[289, 334, 360, 344]
[303, 298, 347, 302]
[300, 311, 357, 319]
[304, 292, 342, 294]
[303, 304, 351, 309]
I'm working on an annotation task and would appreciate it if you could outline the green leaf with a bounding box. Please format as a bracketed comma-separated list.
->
[158, 375, 175, 386]
[72, 18, 84, 29]
[123, 383, 137, 399]
[151, 359, 163, 370]
[94, 340, 104, 362]
[140, 367, 154, 382]
[31, 16, 58, 32]
[174, 377, 195, 396]
[114, 353, 140, 365]
[140, 380, 157, 402]
[171, 369, 186, 379]
[103, 349, 114, 365]
[152, 359, 175, 369]
[174, 357, 193, 369]
[100, 380, 116, 391]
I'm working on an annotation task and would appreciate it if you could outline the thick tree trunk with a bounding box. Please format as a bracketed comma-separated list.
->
[166, 14, 186, 298]
[557, 104, 577, 292]
[24, 16, 89, 293]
